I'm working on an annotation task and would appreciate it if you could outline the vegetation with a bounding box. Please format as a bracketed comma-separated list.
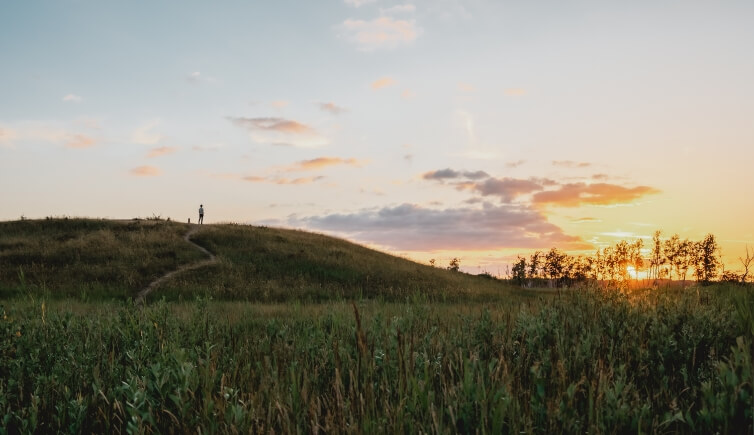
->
[0, 219, 508, 303]
[0, 218, 752, 432]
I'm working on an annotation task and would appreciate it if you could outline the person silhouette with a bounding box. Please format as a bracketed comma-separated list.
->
[198, 204, 204, 224]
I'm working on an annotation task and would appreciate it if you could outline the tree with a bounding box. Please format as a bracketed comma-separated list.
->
[694, 234, 720, 284]
[740, 246, 753, 284]
[630, 239, 644, 281]
[511, 256, 527, 286]
[544, 247, 567, 285]
[649, 231, 664, 282]
[448, 257, 461, 272]
[528, 251, 542, 279]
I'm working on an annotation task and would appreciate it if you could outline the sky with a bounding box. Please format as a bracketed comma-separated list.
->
[1, 0, 753, 274]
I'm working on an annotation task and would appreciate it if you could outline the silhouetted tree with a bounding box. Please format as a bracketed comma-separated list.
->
[448, 257, 461, 272]
[740, 246, 753, 284]
[630, 239, 644, 281]
[528, 251, 542, 279]
[544, 247, 567, 285]
[512, 256, 527, 286]
[649, 231, 664, 282]
[694, 234, 720, 284]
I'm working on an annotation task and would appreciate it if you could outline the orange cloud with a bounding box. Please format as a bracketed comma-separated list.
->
[270, 100, 289, 109]
[242, 175, 324, 185]
[341, 17, 420, 51]
[532, 183, 660, 207]
[147, 146, 178, 158]
[228, 117, 317, 135]
[65, 134, 96, 149]
[288, 157, 364, 171]
[130, 165, 161, 177]
[371, 77, 395, 89]
[318, 102, 346, 114]
[552, 160, 591, 168]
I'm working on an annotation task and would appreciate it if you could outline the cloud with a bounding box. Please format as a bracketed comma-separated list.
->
[130, 165, 161, 177]
[532, 183, 660, 207]
[344, 0, 377, 6]
[371, 77, 395, 89]
[147, 146, 178, 158]
[318, 102, 347, 114]
[401, 89, 416, 99]
[340, 17, 421, 51]
[422, 168, 489, 181]
[505, 160, 526, 168]
[228, 117, 316, 135]
[464, 177, 544, 202]
[0, 127, 18, 147]
[270, 100, 289, 109]
[552, 160, 591, 168]
[242, 175, 324, 185]
[287, 157, 364, 171]
[64, 134, 96, 149]
[186, 71, 217, 84]
[591, 173, 609, 180]
[228, 116, 327, 148]
[381, 4, 416, 14]
[458, 82, 475, 92]
[504, 88, 526, 96]
[292, 203, 590, 251]
[62, 94, 82, 103]
[571, 217, 602, 224]
[132, 120, 163, 145]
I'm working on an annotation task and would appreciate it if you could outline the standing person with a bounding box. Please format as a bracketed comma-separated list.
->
[198, 204, 204, 224]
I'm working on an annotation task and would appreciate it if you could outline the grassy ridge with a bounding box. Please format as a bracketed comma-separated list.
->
[0, 219, 514, 303]
[0, 287, 751, 433]
[0, 219, 204, 299]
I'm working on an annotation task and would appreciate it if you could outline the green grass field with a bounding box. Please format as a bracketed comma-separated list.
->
[0, 218, 752, 433]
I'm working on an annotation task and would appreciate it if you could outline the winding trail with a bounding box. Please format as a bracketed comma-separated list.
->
[135, 225, 217, 305]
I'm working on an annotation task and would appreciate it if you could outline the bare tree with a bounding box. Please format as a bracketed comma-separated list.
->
[740, 245, 753, 284]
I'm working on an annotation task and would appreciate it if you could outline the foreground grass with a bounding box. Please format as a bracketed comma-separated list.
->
[1, 286, 751, 433]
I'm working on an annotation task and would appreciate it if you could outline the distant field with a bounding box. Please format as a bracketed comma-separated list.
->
[0, 218, 752, 432]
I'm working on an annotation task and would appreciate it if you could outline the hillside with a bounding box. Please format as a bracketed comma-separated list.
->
[0, 218, 514, 302]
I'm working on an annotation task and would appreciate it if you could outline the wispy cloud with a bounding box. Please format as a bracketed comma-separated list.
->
[422, 168, 489, 181]
[552, 160, 591, 168]
[381, 4, 416, 14]
[270, 100, 289, 109]
[318, 102, 347, 114]
[340, 17, 421, 51]
[504, 88, 526, 96]
[532, 183, 660, 207]
[292, 203, 590, 251]
[591, 173, 609, 180]
[65, 134, 96, 149]
[242, 175, 324, 185]
[130, 165, 161, 177]
[186, 71, 217, 84]
[132, 119, 163, 145]
[571, 217, 602, 224]
[401, 89, 416, 99]
[458, 82, 475, 92]
[62, 94, 83, 103]
[344, 0, 377, 7]
[147, 146, 178, 158]
[371, 77, 396, 89]
[506, 160, 526, 168]
[228, 116, 327, 148]
[460, 177, 544, 202]
[287, 157, 364, 172]
[0, 126, 18, 147]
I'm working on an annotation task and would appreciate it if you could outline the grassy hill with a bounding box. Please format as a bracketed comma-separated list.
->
[0, 218, 515, 302]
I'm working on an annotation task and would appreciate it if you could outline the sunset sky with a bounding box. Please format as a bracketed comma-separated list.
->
[1, 1, 752, 274]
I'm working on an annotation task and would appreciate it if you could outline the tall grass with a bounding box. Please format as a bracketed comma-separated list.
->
[1, 285, 751, 433]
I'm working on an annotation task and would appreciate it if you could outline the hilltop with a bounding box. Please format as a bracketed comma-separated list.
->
[0, 218, 515, 302]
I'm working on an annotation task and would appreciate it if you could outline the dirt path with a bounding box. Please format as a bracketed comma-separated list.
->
[135, 225, 217, 305]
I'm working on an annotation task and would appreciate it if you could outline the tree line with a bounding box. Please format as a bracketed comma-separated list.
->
[510, 232, 753, 288]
